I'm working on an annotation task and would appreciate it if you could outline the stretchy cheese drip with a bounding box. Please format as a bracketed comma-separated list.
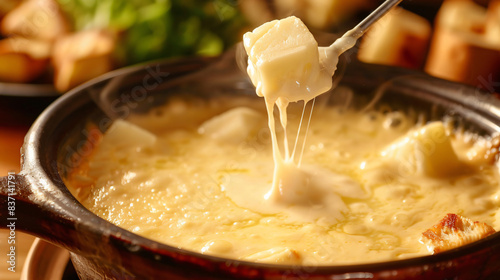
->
[241, 16, 361, 222]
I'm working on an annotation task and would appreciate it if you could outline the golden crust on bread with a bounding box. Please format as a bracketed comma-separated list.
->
[424, 0, 500, 87]
[1, 0, 69, 40]
[51, 29, 116, 92]
[357, 8, 431, 69]
[0, 37, 51, 83]
[421, 213, 496, 254]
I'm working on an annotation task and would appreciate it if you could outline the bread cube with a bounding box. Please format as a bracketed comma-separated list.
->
[101, 119, 156, 149]
[486, 0, 500, 45]
[381, 122, 462, 177]
[421, 214, 495, 254]
[0, 0, 20, 19]
[303, 0, 372, 30]
[425, 0, 500, 88]
[243, 16, 332, 103]
[1, 0, 69, 41]
[198, 107, 265, 144]
[52, 30, 116, 92]
[0, 37, 51, 83]
[357, 8, 431, 69]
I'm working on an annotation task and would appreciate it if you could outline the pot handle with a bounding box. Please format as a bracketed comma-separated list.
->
[1, 173, 45, 236]
[0, 173, 80, 245]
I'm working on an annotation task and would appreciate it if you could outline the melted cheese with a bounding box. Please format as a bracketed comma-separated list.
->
[242, 16, 360, 219]
[67, 97, 500, 265]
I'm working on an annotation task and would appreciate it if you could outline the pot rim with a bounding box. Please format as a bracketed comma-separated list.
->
[20, 54, 500, 274]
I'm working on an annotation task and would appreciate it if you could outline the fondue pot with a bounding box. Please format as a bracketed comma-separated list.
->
[1, 50, 500, 280]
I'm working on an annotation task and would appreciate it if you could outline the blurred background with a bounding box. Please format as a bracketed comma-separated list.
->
[0, 0, 498, 94]
[0, 0, 499, 279]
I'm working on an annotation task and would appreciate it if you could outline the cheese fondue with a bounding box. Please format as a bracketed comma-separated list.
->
[67, 95, 500, 265]
[66, 16, 500, 266]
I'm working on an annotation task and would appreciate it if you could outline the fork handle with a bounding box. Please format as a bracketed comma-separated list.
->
[349, 0, 404, 39]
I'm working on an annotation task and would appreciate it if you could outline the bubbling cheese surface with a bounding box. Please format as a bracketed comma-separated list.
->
[67, 96, 500, 265]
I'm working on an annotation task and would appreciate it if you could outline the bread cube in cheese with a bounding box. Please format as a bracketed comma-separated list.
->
[245, 247, 301, 264]
[381, 122, 462, 177]
[101, 119, 157, 149]
[198, 107, 265, 144]
[421, 213, 496, 254]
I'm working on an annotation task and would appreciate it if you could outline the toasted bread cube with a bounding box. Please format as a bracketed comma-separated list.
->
[0, 37, 51, 83]
[421, 214, 496, 254]
[1, 0, 69, 40]
[303, 0, 371, 30]
[0, 52, 47, 83]
[240, 0, 373, 30]
[357, 8, 431, 69]
[425, 0, 500, 87]
[462, 135, 500, 166]
[0, 0, 20, 19]
[425, 28, 500, 86]
[486, 0, 500, 45]
[52, 30, 116, 92]
[238, 0, 274, 27]
[436, 0, 488, 33]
